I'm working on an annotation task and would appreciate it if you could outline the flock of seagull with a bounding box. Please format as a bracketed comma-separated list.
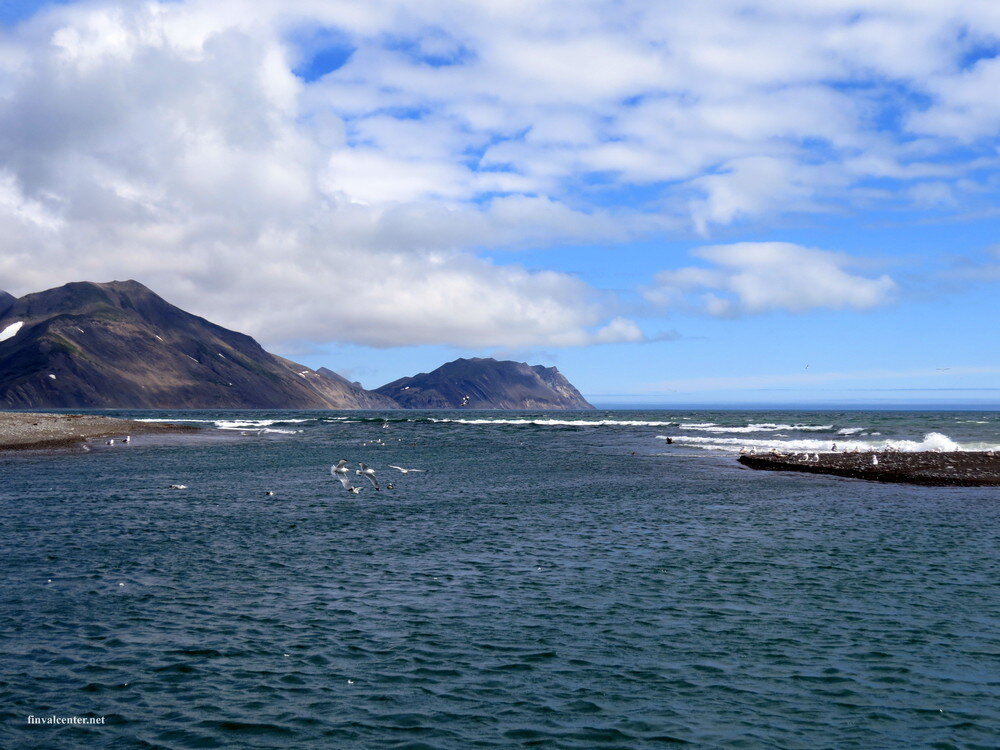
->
[164, 459, 428, 494]
[331, 459, 426, 494]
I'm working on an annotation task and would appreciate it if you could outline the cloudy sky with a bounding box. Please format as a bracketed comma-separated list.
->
[1, 0, 999, 405]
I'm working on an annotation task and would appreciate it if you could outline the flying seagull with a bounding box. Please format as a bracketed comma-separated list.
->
[356, 463, 380, 490]
[331, 459, 355, 490]
[388, 465, 427, 474]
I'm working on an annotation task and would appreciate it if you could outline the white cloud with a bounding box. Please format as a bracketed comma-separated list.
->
[0, 0, 648, 348]
[908, 56, 1000, 141]
[0, 0, 998, 348]
[646, 242, 897, 316]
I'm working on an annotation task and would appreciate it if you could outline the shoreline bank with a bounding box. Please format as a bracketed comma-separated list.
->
[738, 451, 1000, 487]
[0, 411, 198, 452]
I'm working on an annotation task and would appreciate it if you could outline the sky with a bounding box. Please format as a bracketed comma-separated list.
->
[0, 0, 998, 406]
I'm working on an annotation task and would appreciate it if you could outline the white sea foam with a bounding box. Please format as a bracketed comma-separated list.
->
[136, 417, 306, 433]
[136, 418, 219, 423]
[682, 423, 833, 433]
[212, 419, 306, 433]
[658, 431, 991, 453]
[836, 427, 865, 435]
[423, 418, 834, 432]
[427, 418, 680, 427]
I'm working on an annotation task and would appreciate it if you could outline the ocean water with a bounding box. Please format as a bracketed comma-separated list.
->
[1, 409, 998, 749]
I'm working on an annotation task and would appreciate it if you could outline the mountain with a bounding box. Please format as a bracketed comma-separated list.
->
[375, 357, 594, 410]
[0, 282, 593, 410]
[0, 280, 399, 409]
[315, 367, 399, 409]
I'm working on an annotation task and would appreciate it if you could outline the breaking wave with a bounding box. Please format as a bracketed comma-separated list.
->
[681, 423, 833, 433]
[658, 432, 995, 453]
[427, 418, 681, 427]
[135, 417, 306, 434]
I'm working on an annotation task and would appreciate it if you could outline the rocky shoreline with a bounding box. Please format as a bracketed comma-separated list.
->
[0, 411, 196, 451]
[739, 450, 1000, 487]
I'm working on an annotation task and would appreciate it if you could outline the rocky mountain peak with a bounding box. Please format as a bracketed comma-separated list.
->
[375, 357, 593, 410]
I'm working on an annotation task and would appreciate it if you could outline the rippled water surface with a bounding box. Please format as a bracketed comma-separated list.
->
[2, 409, 999, 748]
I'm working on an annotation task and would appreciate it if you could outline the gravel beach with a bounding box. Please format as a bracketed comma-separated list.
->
[0, 411, 196, 451]
[739, 450, 1000, 487]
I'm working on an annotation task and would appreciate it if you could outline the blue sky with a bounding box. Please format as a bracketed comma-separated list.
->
[1, 0, 999, 405]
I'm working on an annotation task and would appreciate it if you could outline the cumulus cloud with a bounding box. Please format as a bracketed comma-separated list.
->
[0, 1, 646, 348]
[646, 243, 897, 316]
[0, 0, 998, 347]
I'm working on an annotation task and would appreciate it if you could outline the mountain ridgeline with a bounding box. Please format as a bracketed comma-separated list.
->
[0, 281, 400, 409]
[375, 358, 593, 410]
[0, 281, 592, 410]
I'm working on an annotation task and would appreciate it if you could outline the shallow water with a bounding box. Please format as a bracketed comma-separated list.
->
[1, 409, 998, 748]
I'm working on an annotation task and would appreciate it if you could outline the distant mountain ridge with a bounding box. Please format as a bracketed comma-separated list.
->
[375, 357, 594, 410]
[0, 281, 398, 409]
[0, 281, 591, 410]
[315, 367, 398, 409]
[0, 290, 14, 317]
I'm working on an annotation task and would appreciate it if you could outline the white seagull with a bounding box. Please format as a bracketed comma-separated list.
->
[872, 455, 879, 466]
[331, 459, 355, 490]
[356, 463, 380, 490]
[388, 465, 427, 474]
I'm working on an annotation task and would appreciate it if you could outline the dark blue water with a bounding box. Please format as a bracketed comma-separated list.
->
[2, 410, 999, 748]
